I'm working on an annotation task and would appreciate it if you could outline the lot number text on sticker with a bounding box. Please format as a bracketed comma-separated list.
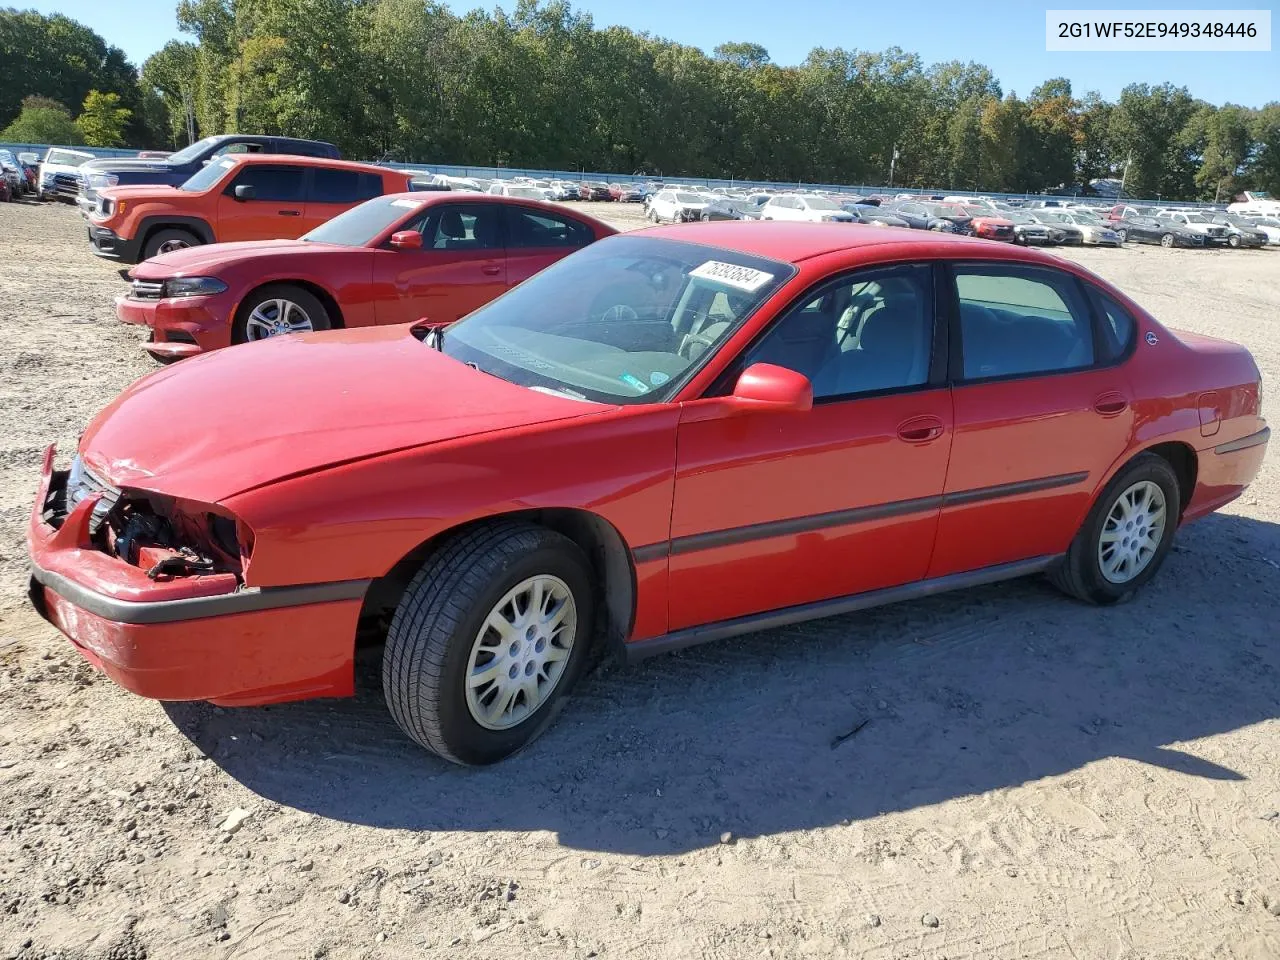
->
[689, 260, 775, 292]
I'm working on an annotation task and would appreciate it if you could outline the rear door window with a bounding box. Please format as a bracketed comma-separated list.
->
[953, 265, 1095, 380]
[504, 208, 593, 248]
[309, 168, 384, 203]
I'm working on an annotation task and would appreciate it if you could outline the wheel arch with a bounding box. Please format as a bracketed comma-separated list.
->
[232, 279, 347, 335]
[1092, 439, 1199, 523]
[358, 508, 637, 662]
[137, 215, 215, 251]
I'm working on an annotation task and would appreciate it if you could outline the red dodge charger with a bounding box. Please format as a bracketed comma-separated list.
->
[30, 223, 1268, 764]
[116, 193, 616, 361]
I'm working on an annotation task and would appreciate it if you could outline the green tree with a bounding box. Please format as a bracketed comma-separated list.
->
[141, 41, 201, 147]
[1109, 82, 1199, 199]
[76, 89, 132, 146]
[0, 95, 84, 144]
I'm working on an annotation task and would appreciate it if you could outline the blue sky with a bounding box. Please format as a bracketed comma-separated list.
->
[27, 0, 1279, 107]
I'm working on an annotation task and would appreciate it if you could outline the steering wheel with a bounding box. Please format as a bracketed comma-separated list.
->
[678, 331, 719, 361]
[599, 304, 639, 322]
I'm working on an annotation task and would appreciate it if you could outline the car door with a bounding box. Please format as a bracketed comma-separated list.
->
[927, 261, 1135, 578]
[371, 201, 507, 325]
[668, 263, 953, 630]
[502, 205, 595, 288]
[304, 167, 384, 232]
[215, 163, 308, 241]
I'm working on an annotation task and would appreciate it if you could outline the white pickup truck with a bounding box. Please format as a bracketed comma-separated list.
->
[1227, 191, 1280, 217]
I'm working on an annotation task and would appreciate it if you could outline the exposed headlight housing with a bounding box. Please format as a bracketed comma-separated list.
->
[89, 173, 119, 190]
[162, 277, 228, 298]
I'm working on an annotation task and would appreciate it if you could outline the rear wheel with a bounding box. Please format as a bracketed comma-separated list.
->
[233, 284, 331, 344]
[1049, 453, 1180, 605]
[1160, 233, 1175, 248]
[142, 228, 201, 261]
[382, 522, 595, 765]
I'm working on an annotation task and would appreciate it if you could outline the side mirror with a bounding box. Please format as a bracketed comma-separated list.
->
[731, 363, 813, 413]
[389, 230, 423, 250]
[233, 184, 255, 201]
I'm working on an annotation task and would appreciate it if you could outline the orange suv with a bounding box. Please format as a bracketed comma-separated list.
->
[87, 155, 413, 263]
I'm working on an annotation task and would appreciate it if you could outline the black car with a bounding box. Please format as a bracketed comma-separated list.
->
[1206, 213, 1269, 248]
[580, 181, 612, 201]
[839, 203, 909, 228]
[1113, 216, 1205, 248]
[75, 134, 341, 214]
[700, 198, 760, 221]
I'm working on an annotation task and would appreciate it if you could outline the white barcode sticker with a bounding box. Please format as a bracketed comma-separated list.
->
[689, 260, 774, 292]
[391, 198, 425, 208]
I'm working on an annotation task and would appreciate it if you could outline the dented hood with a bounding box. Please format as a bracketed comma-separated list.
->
[79, 326, 601, 504]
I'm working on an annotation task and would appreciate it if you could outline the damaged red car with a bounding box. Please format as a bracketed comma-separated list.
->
[117, 193, 616, 361]
[30, 223, 1268, 765]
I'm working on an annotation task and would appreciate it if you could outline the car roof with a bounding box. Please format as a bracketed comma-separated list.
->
[639, 221, 1057, 264]
[220, 154, 389, 174]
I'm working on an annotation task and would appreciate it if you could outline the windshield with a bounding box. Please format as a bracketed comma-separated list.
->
[803, 197, 841, 211]
[928, 203, 967, 217]
[167, 137, 223, 165]
[441, 235, 792, 404]
[180, 156, 237, 191]
[1183, 213, 1212, 223]
[506, 186, 543, 199]
[674, 192, 703, 203]
[302, 195, 422, 246]
[45, 149, 89, 167]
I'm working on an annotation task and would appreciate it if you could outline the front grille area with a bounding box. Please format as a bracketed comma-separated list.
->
[130, 280, 164, 300]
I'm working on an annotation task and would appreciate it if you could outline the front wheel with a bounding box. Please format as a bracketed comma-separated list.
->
[233, 284, 331, 344]
[1228, 235, 1241, 248]
[1049, 453, 1180, 605]
[142, 227, 201, 261]
[1160, 233, 1175, 248]
[382, 522, 596, 765]
[1116, 229, 1127, 243]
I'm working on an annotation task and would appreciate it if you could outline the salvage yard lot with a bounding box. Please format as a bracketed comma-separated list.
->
[0, 199, 1278, 959]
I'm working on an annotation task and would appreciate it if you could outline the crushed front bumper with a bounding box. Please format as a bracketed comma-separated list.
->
[115, 291, 236, 360]
[27, 446, 367, 706]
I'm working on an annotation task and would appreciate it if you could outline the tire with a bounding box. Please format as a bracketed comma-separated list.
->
[382, 521, 596, 765]
[1049, 452, 1181, 605]
[1160, 233, 1175, 248]
[233, 283, 331, 344]
[1116, 229, 1127, 243]
[1228, 235, 1241, 248]
[142, 227, 202, 261]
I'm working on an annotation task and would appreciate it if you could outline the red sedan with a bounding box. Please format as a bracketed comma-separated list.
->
[30, 223, 1268, 764]
[961, 206, 1017, 241]
[116, 194, 616, 361]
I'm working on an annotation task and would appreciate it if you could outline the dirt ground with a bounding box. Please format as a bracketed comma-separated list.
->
[1, 199, 1278, 960]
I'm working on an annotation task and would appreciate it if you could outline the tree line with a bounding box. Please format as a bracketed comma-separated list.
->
[3, 1, 1278, 200]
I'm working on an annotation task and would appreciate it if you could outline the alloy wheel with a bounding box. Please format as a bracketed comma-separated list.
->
[464, 575, 577, 731]
[244, 299, 314, 340]
[157, 238, 191, 254]
[1098, 480, 1167, 584]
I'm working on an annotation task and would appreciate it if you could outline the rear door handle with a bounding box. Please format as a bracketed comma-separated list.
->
[481, 264, 502, 276]
[1093, 393, 1129, 416]
[897, 415, 946, 443]
[278, 209, 301, 216]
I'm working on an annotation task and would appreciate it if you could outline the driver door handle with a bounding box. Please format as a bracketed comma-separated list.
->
[897, 415, 946, 443]
[481, 264, 502, 276]
[277, 209, 301, 216]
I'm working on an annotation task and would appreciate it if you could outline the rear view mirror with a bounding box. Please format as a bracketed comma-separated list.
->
[389, 230, 423, 250]
[233, 184, 255, 201]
